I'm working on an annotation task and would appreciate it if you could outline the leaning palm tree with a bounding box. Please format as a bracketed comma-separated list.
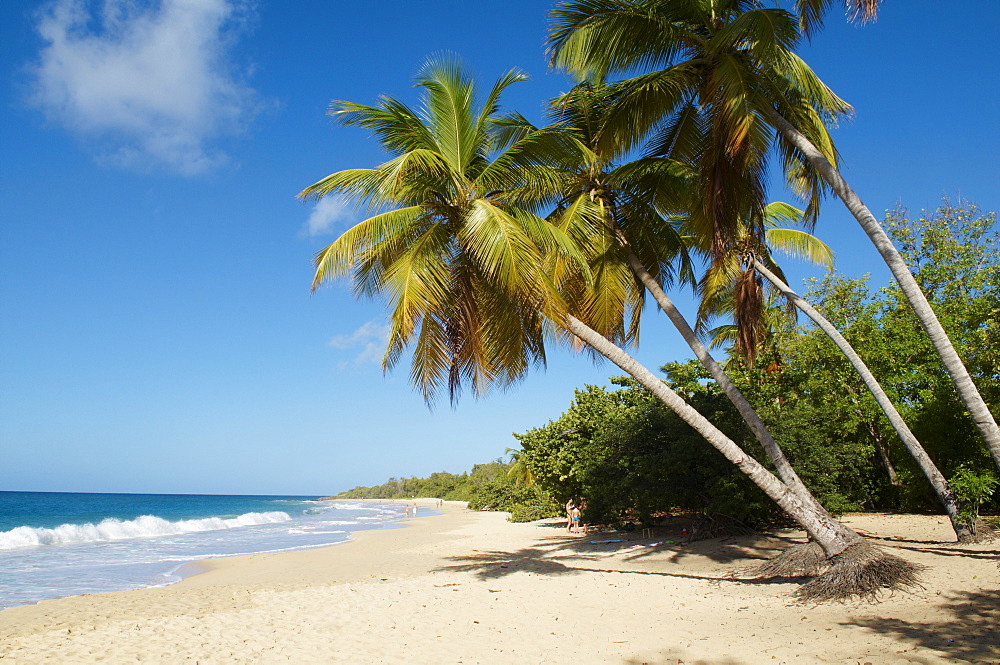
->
[526, 81, 918, 594]
[697, 203, 982, 542]
[536, 84, 847, 521]
[756, 262, 990, 542]
[301, 58, 919, 600]
[548, 0, 1000, 474]
[561, 314, 922, 601]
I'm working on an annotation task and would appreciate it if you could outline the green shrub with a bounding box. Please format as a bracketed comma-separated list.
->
[949, 464, 1000, 522]
[508, 503, 563, 523]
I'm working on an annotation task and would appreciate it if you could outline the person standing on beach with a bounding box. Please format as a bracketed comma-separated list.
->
[566, 498, 580, 534]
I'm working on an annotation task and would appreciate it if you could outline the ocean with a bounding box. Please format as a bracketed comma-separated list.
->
[0, 491, 416, 610]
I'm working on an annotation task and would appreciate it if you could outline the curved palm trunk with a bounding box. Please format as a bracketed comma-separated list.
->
[561, 313, 862, 557]
[754, 259, 976, 542]
[767, 109, 1000, 471]
[618, 243, 826, 511]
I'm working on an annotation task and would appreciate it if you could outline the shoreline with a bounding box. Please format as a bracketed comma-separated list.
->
[0, 496, 411, 611]
[171, 497, 464, 589]
[1, 510, 997, 664]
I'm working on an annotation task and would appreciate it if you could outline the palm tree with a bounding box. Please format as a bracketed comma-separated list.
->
[505, 447, 537, 486]
[548, 0, 1000, 474]
[299, 57, 576, 404]
[301, 58, 918, 600]
[753, 261, 986, 542]
[697, 202, 980, 542]
[535, 85, 849, 522]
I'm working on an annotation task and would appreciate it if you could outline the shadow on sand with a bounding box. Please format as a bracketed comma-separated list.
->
[843, 589, 1000, 663]
[616, 589, 1000, 665]
[430, 533, 809, 588]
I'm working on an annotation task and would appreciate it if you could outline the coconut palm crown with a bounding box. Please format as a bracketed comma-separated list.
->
[694, 201, 834, 364]
[548, 0, 850, 245]
[299, 57, 581, 404]
[538, 82, 695, 346]
[548, 0, 850, 353]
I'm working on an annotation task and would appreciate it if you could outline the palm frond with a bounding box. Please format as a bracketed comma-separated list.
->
[478, 69, 531, 132]
[712, 7, 801, 66]
[765, 228, 834, 269]
[796, 0, 882, 36]
[549, 0, 686, 80]
[416, 56, 481, 174]
[298, 168, 397, 210]
[460, 200, 546, 297]
[331, 98, 437, 155]
[311, 205, 424, 291]
[762, 201, 804, 228]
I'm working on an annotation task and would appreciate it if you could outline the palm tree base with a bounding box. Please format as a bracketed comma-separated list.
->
[737, 540, 926, 602]
[794, 541, 925, 603]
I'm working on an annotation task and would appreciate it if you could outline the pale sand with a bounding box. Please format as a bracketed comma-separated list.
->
[1, 502, 997, 664]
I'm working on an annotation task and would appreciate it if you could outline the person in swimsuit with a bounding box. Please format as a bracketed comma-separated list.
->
[578, 496, 588, 534]
[566, 498, 577, 533]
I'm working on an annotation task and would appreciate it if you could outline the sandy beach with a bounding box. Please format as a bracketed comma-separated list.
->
[1, 501, 997, 664]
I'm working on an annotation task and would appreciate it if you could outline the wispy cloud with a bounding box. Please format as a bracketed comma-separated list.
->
[328, 320, 389, 367]
[304, 195, 354, 237]
[28, 0, 260, 175]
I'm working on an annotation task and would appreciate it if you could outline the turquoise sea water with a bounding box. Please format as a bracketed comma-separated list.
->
[0, 491, 413, 610]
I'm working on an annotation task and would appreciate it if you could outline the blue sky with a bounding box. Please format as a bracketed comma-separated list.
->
[2, 0, 998, 496]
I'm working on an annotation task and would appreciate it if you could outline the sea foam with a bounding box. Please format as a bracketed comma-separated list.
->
[0, 511, 292, 551]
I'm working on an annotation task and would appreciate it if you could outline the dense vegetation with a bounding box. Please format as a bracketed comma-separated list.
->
[336, 204, 999, 529]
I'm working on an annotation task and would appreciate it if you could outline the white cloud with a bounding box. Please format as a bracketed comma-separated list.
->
[28, 0, 259, 175]
[328, 320, 389, 367]
[305, 195, 354, 237]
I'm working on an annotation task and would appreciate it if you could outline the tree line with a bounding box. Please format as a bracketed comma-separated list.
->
[332, 462, 562, 522]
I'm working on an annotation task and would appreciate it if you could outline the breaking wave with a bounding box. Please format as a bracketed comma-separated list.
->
[0, 511, 292, 551]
